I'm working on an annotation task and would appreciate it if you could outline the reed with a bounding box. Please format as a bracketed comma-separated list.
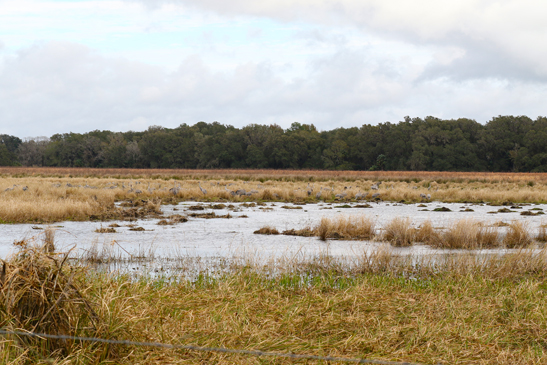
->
[414, 220, 441, 245]
[503, 221, 533, 248]
[380, 217, 415, 246]
[314, 215, 376, 241]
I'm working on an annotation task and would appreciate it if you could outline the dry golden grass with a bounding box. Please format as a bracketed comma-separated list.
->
[4, 166, 547, 184]
[0, 233, 117, 360]
[428, 219, 498, 249]
[414, 220, 441, 245]
[314, 216, 376, 241]
[1, 168, 547, 222]
[380, 217, 414, 246]
[253, 226, 280, 235]
[503, 221, 534, 248]
[5, 236, 547, 364]
[537, 225, 547, 242]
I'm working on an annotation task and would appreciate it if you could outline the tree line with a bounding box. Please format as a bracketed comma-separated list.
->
[2, 115, 547, 172]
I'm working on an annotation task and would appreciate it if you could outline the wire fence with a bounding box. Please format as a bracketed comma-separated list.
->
[0, 329, 430, 365]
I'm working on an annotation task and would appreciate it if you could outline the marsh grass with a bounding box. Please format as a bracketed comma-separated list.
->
[0, 235, 120, 361]
[503, 221, 533, 248]
[537, 225, 547, 242]
[3, 169, 547, 223]
[380, 217, 414, 246]
[414, 220, 440, 245]
[277, 215, 376, 240]
[253, 226, 280, 235]
[5, 233, 547, 364]
[95, 226, 117, 233]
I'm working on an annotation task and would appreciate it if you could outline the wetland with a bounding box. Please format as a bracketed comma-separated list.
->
[3, 169, 547, 364]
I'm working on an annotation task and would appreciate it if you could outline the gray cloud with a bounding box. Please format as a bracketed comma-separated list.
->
[129, 0, 547, 83]
[1, 39, 547, 139]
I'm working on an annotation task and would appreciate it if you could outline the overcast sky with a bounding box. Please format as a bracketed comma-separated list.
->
[1, 0, 546, 137]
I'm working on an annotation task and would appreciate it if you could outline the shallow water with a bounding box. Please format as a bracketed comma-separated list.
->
[1, 201, 545, 268]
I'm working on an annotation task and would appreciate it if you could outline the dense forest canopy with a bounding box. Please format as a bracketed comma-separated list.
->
[3, 115, 547, 172]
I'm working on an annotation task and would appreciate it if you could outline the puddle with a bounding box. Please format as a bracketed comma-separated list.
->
[1, 202, 546, 272]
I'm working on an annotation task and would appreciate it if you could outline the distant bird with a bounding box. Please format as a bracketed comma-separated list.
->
[371, 182, 382, 190]
[235, 188, 246, 196]
[198, 181, 207, 195]
[225, 186, 235, 196]
[135, 189, 142, 195]
[426, 194, 431, 200]
[371, 193, 380, 199]
[335, 192, 347, 199]
[22, 186, 28, 191]
[355, 192, 368, 200]
[316, 190, 322, 199]
[4, 185, 15, 192]
[169, 181, 181, 196]
[420, 193, 427, 199]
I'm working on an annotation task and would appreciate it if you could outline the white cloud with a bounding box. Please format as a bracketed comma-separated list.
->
[132, 0, 547, 80]
[1, 0, 547, 138]
[1, 40, 547, 139]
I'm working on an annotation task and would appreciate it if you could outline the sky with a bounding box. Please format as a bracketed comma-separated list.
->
[1, 0, 547, 138]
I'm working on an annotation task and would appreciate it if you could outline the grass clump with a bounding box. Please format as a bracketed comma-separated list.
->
[315, 216, 376, 241]
[95, 226, 117, 233]
[253, 226, 280, 235]
[0, 232, 117, 361]
[381, 217, 414, 246]
[429, 219, 500, 249]
[503, 221, 533, 248]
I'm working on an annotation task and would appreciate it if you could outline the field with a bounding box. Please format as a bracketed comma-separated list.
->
[1, 167, 547, 223]
[1, 168, 547, 364]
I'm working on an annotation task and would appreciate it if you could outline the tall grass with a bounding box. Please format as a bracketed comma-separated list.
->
[4, 234, 547, 364]
[503, 221, 533, 248]
[315, 216, 376, 241]
[0, 235, 119, 361]
[380, 217, 414, 246]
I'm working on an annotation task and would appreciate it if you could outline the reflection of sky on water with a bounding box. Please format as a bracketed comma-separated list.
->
[1, 201, 546, 264]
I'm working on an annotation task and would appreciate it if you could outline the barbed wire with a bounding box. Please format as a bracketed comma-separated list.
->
[0, 329, 429, 365]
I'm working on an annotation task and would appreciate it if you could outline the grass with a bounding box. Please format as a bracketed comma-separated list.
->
[253, 226, 280, 235]
[381, 217, 414, 246]
[256, 215, 543, 250]
[4, 238, 547, 364]
[255, 216, 376, 241]
[503, 221, 533, 248]
[1, 168, 547, 223]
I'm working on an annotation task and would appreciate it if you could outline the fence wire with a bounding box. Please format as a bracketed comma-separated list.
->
[0, 329, 430, 365]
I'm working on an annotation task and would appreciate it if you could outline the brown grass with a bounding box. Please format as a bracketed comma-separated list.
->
[253, 226, 280, 235]
[0, 235, 115, 359]
[95, 226, 117, 233]
[537, 225, 547, 242]
[380, 217, 415, 246]
[6, 235, 547, 364]
[414, 220, 441, 245]
[4, 166, 547, 184]
[1, 168, 547, 223]
[503, 221, 533, 248]
[314, 216, 376, 241]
